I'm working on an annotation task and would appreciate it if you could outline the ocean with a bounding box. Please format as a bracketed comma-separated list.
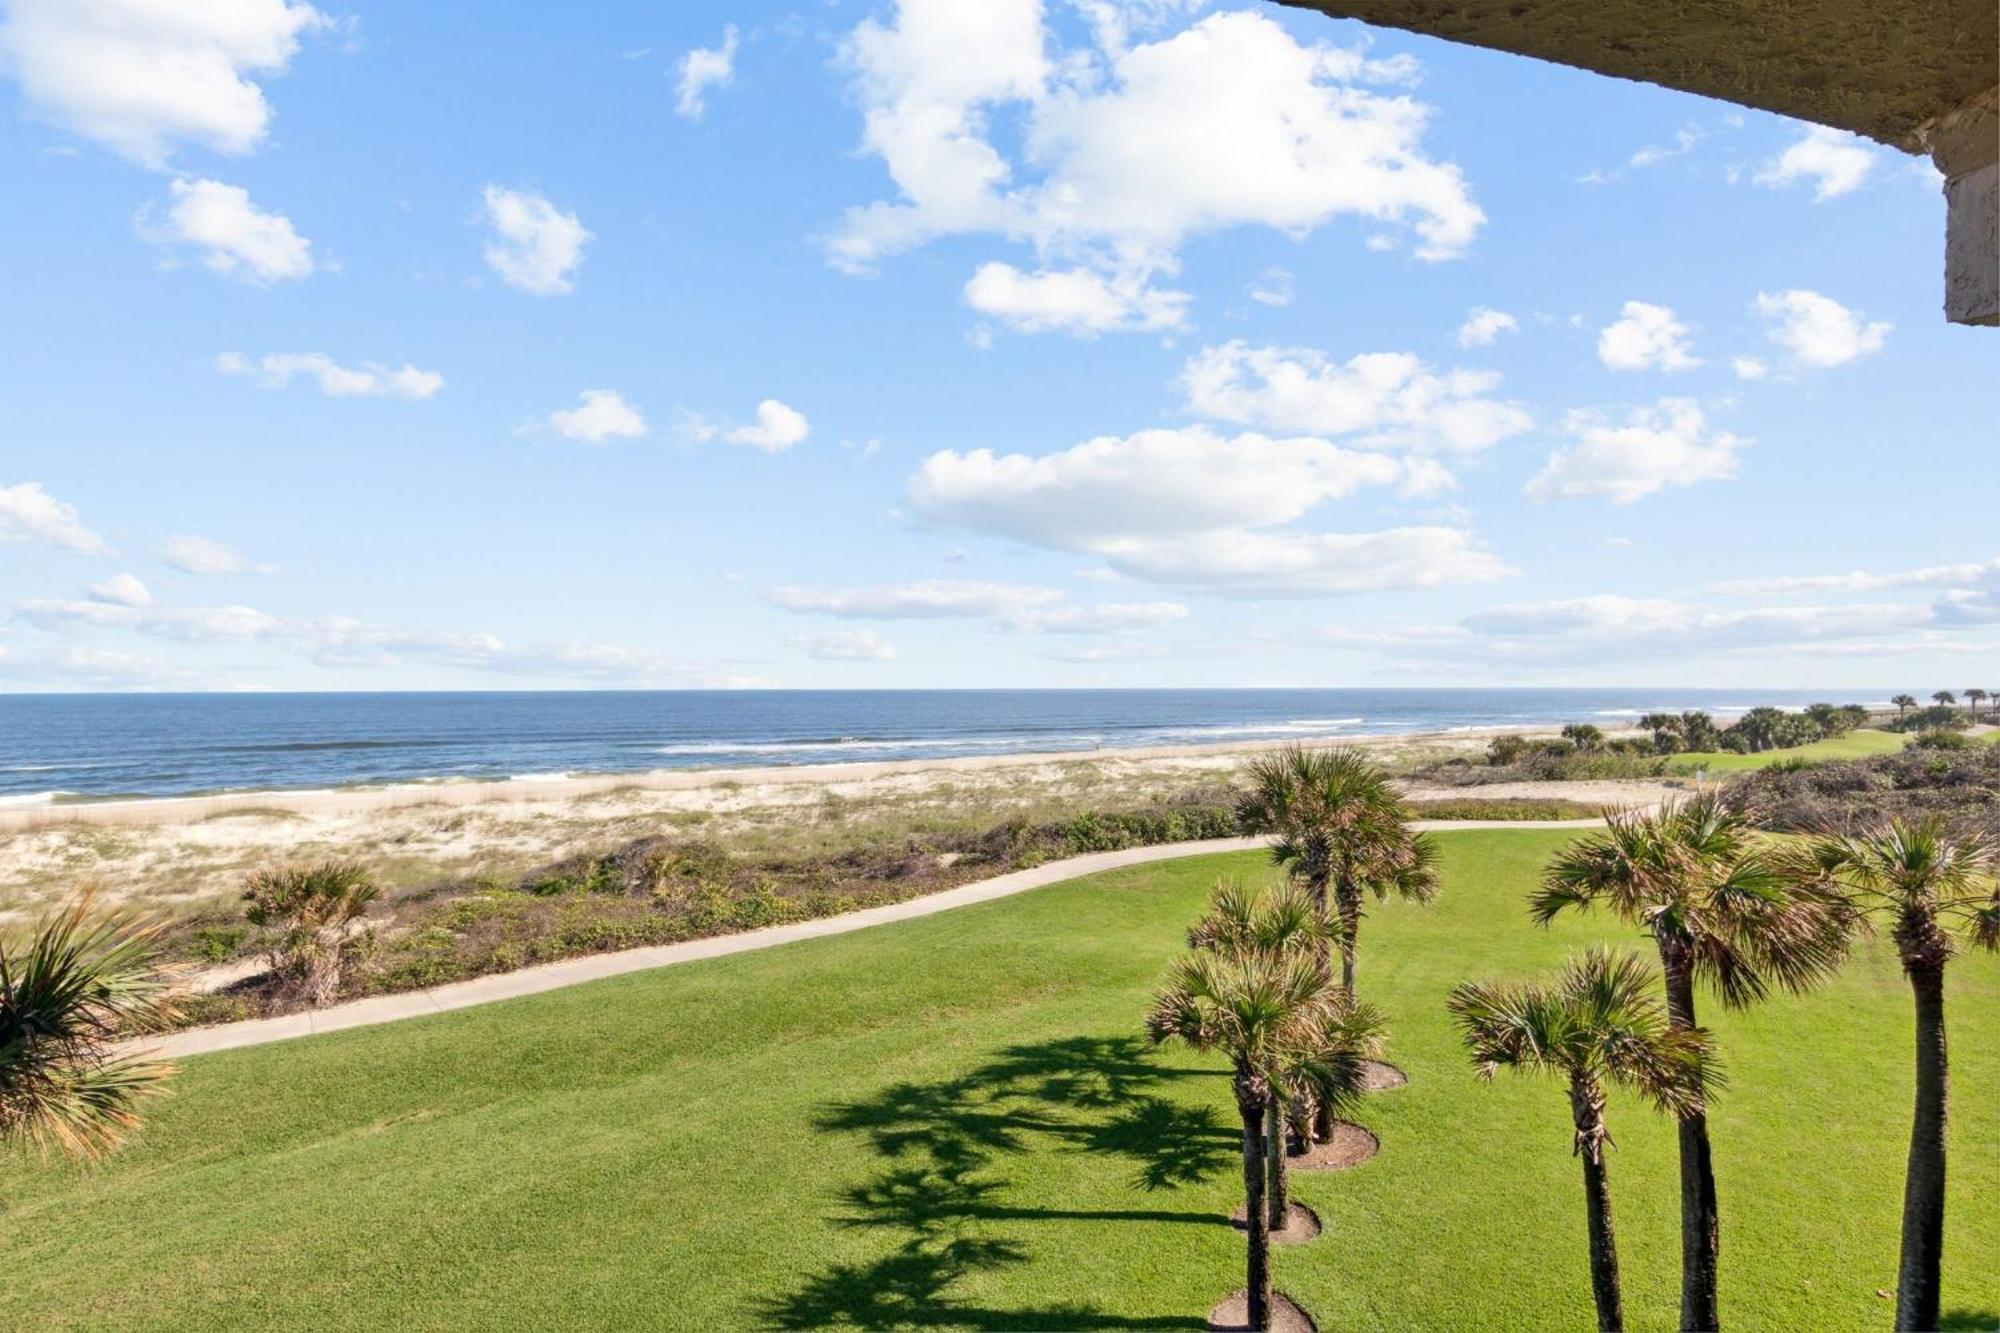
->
[0, 688, 1871, 804]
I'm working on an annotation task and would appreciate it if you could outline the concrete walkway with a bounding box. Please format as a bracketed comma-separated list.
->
[143, 818, 1601, 1060]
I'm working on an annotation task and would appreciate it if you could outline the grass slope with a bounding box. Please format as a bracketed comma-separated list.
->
[3, 830, 1995, 1331]
[1668, 728, 1910, 773]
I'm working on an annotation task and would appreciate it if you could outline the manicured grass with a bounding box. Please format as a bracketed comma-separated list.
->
[1668, 727, 1910, 773]
[3, 829, 1995, 1331]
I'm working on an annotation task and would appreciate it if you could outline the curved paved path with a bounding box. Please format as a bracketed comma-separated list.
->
[145, 819, 1601, 1060]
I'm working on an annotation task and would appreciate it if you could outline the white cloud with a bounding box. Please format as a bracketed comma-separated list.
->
[1577, 124, 1703, 185]
[1710, 557, 2000, 596]
[11, 596, 756, 685]
[675, 24, 738, 119]
[1247, 267, 1294, 308]
[908, 424, 1509, 596]
[0, 0, 329, 166]
[1528, 399, 1746, 504]
[141, 177, 313, 283]
[1007, 601, 1187, 633]
[767, 580, 1064, 619]
[790, 629, 897, 661]
[1755, 125, 1876, 201]
[1731, 355, 1768, 381]
[163, 534, 273, 575]
[1178, 341, 1532, 453]
[725, 399, 810, 452]
[546, 390, 647, 443]
[0, 643, 191, 689]
[480, 185, 590, 295]
[1753, 289, 1889, 368]
[964, 261, 1188, 336]
[830, 5, 1481, 330]
[0, 481, 106, 554]
[1596, 300, 1700, 372]
[217, 352, 443, 399]
[1456, 306, 1517, 348]
[88, 572, 151, 606]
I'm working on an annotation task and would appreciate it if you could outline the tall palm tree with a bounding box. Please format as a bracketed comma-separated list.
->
[1148, 941, 1339, 1332]
[1778, 820, 1999, 1332]
[1448, 949, 1713, 1333]
[1185, 880, 1384, 1227]
[1, 894, 179, 1160]
[1237, 745, 1439, 995]
[1964, 687, 1987, 722]
[1891, 694, 1917, 720]
[1533, 795, 1851, 1331]
[1931, 690, 1956, 709]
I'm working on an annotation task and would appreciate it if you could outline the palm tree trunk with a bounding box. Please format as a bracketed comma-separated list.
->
[1895, 959, 1949, 1333]
[1238, 1087, 1273, 1331]
[1659, 950, 1721, 1332]
[1336, 885, 1360, 994]
[1571, 1075, 1624, 1333]
[1265, 1099, 1289, 1230]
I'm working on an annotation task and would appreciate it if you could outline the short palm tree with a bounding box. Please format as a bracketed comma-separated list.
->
[1238, 745, 1439, 995]
[1533, 795, 1851, 1331]
[1931, 690, 1956, 709]
[243, 861, 379, 1006]
[1965, 687, 1987, 722]
[1891, 694, 1917, 720]
[1184, 880, 1383, 1228]
[1778, 819, 1998, 1332]
[1448, 949, 1713, 1333]
[1148, 941, 1339, 1332]
[1, 895, 179, 1160]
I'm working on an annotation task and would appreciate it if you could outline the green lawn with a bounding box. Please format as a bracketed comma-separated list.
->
[4, 829, 1995, 1331]
[1667, 727, 1910, 773]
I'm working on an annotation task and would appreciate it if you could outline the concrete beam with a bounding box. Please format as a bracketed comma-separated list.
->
[1921, 88, 1999, 326]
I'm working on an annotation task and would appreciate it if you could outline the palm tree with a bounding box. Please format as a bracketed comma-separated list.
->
[1448, 949, 1713, 1333]
[1931, 690, 1956, 709]
[1778, 820, 1999, 1332]
[1891, 694, 1917, 721]
[1185, 880, 1384, 1227]
[1532, 795, 1851, 1330]
[1964, 687, 1987, 722]
[242, 861, 379, 1006]
[1, 895, 179, 1160]
[1148, 941, 1339, 1332]
[1238, 745, 1439, 996]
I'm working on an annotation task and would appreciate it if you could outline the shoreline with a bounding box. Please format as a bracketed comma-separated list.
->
[0, 724, 1551, 833]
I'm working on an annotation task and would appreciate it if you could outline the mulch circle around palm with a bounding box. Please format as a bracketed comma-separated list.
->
[1207, 1290, 1319, 1333]
[1288, 1121, 1379, 1171]
[1228, 1200, 1323, 1245]
[1359, 1060, 1408, 1091]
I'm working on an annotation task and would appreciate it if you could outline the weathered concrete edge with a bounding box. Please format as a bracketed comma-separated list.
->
[138, 819, 1603, 1060]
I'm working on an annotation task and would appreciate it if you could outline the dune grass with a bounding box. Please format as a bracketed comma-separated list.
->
[2, 829, 1995, 1331]
[1667, 727, 1910, 774]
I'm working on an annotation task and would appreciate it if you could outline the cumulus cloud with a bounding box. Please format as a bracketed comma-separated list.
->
[1248, 267, 1294, 308]
[908, 425, 1509, 596]
[1755, 125, 1876, 201]
[141, 177, 313, 283]
[0, 0, 329, 166]
[674, 24, 738, 119]
[790, 629, 897, 661]
[163, 534, 273, 575]
[1731, 355, 1768, 381]
[480, 185, 590, 295]
[0, 481, 106, 554]
[964, 262, 1188, 335]
[546, 389, 647, 443]
[88, 572, 151, 606]
[217, 352, 443, 399]
[830, 4, 1481, 333]
[1178, 341, 1532, 453]
[1456, 306, 1517, 348]
[1753, 289, 1889, 367]
[1528, 399, 1746, 504]
[726, 399, 810, 452]
[766, 580, 1063, 619]
[1596, 301, 1700, 372]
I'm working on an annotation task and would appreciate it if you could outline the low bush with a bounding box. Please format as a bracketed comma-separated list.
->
[1724, 741, 2000, 839]
[1402, 797, 1600, 821]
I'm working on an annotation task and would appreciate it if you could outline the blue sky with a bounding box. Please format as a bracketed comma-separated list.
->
[1, 0, 1992, 693]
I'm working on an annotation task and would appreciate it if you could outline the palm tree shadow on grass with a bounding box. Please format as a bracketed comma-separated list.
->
[1939, 1311, 2000, 1331]
[757, 1035, 1234, 1331]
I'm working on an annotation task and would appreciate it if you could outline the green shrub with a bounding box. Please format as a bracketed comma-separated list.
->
[1912, 729, 1972, 752]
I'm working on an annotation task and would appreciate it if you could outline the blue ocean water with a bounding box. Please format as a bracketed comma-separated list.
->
[0, 688, 1875, 803]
